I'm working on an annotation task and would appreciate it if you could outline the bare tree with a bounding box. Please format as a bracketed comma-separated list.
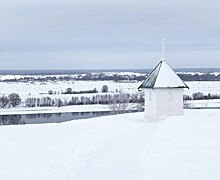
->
[8, 93, 21, 107]
[0, 95, 9, 108]
[134, 91, 145, 111]
[109, 92, 129, 112]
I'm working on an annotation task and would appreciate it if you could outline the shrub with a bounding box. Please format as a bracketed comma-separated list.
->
[101, 85, 109, 93]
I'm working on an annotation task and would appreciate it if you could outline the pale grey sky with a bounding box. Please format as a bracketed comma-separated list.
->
[0, 0, 220, 69]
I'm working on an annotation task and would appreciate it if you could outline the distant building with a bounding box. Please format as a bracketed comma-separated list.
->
[138, 60, 189, 119]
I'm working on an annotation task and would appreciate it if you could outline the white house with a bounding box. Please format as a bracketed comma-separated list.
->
[138, 60, 189, 119]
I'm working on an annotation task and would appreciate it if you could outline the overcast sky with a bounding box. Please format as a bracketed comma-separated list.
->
[0, 0, 220, 70]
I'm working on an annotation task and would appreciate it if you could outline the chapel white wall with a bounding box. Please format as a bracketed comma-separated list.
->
[144, 89, 184, 118]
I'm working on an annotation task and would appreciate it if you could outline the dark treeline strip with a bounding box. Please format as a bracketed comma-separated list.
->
[179, 74, 220, 81]
[0, 74, 146, 82]
[62, 88, 98, 94]
[2, 73, 220, 83]
[184, 92, 220, 100]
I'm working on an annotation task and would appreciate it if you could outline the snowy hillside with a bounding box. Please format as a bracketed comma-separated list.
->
[0, 110, 219, 180]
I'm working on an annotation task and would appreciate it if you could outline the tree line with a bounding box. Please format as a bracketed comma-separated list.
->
[3, 73, 220, 83]
[184, 92, 220, 100]
[25, 93, 144, 108]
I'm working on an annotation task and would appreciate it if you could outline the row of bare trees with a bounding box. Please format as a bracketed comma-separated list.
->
[184, 92, 220, 100]
[25, 92, 144, 111]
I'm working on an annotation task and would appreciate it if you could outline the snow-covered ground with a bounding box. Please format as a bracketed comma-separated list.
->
[185, 99, 220, 108]
[0, 109, 219, 180]
[0, 104, 110, 115]
[178, 71, 220, 76]
[0, 81, 138, 100]
[0, 81, 220, 100]
[184, 81, 220, 95]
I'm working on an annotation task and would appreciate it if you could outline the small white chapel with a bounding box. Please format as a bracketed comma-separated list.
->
[138, 39, 189, 118]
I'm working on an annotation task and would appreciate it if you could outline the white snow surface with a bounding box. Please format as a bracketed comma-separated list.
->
[0, 104, 110, 115]
[185, 99, 220, 108]
[0, 80, 220, 104]
[178, 72, 220, 76]
[0, 110, 219, 180]
[154, 61, 187, 88]
[0, 80, 138, 100]
[184, 81, 220, 95]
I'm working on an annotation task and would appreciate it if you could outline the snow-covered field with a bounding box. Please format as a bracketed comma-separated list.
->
[0, 109, 219, 180]
[184, 81, 220, 95]
[186, 99, 220, 108]
[0, 81, 138, 100]
[1, 81, 220, 100]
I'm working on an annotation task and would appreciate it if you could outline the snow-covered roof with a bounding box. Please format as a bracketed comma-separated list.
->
[138, 61, 189, 89]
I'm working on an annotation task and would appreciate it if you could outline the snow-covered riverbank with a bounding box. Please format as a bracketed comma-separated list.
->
[0, 104, 110, 115]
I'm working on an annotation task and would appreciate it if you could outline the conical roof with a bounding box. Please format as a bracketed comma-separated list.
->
[138, 61, 189, 89]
